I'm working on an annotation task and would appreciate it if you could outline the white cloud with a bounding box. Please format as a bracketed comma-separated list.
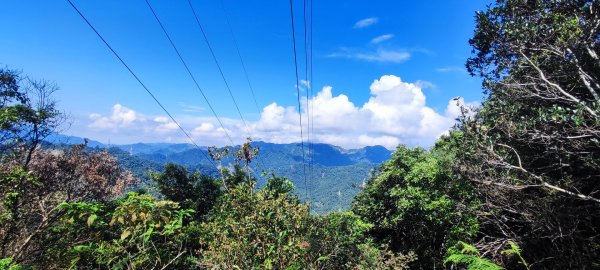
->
[328, 48, 410, 63]
[248, 75, 469, 148]
[154, 116, 169, 123]
[81, 76, 475, 149]
[436, 66, 467, 73]
[354, 17, 378, 28]
[370, 34, 394, 44]
[194, 122, 215, 133]
[415, 80, 436, 89]
[300, 80, 310, 88]
[177, 102, 204, 113]
[89, 104, 141, 130]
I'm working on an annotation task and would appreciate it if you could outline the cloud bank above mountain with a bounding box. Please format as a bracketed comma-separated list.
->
[80, 75, 475, 149]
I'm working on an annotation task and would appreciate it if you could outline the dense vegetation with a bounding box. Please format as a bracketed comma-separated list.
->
[1, 0, 599, 268]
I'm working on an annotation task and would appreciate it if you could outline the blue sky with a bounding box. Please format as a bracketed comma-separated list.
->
[1, 0, 490, 149]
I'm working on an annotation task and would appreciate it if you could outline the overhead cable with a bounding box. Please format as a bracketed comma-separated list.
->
[288, 0, 309, 202]
[66, 0, 217, 169]
[144, 0, 237, 145]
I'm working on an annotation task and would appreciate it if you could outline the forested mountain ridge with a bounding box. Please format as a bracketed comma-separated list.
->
[47, 134, 391, 213]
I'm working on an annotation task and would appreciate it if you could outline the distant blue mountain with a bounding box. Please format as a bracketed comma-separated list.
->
[45, 134, 393, 213]
[116, 143, 200, 155]
[348, 145, 392, 164]
[45, 134, 105, 148]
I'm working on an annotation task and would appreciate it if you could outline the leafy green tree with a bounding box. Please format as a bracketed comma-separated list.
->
[263, 173, 295, 198]
[460, 0, 600, 267]
[151, 163, 221, 219]
[353, 141, 478, 268]
[0, 68, 63, 166]
[308, 211, 415, 269]
[198, 180, 311, 269]
[308, 212, 373, 268]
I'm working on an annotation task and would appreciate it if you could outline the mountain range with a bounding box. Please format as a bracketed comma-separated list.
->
[47, 134, 392, 213]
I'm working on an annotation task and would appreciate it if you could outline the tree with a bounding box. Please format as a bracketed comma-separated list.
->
[308, 211, 416, 270]
[0, 145, 132, 265]
[0, 68, 135, 267]
[461, 0, 600, 267]
[151, 163, 221, 219]
[0, 68, 63, 166]
[198, 181, 312, 269]
[352, 141, 479, 269]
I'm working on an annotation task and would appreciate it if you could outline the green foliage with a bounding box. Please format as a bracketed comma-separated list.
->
[0, 166, 37, 223]
[0, 68, 63, 162]
[199, 177, 415, 269]
[0, 258, 23, 270]
[308, 212, 374, 268]
[199, 183, 311, 269]
[263, 173, 295, 197]
[462, 0, 600, 267]
[501, 241, 529, 270]
[0, 144, 132, 266]
[445, 242, 503, 270]
[445, 240, 529, 270]
[57, 192, 198, 269]
[352, 141, 479, 268]
[306, 211, 415, 269]
[353, 245, 416, 270]
[151, 163, 221, 219]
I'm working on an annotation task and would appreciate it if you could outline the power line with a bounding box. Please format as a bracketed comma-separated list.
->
[143, 0, 236, 146]
[303, 0, 313, 207]
[288, 0, 309, 203]
[309, 0, 315, 207]
[216, 0, 268, 181]
[66, 0, 217, 169]
[184, 0, 273, 183]
[184, 0, 252, 138]
[218, 0, 262, 116]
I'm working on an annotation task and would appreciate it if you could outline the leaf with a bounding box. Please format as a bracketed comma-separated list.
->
[264, 258, 272, 270]
[120, 229, 131, 240]
[317, 255, 329, 262]
[161, 215, 170, 224]
[144, 227, 154, 242]
[87, 214, 97, 227]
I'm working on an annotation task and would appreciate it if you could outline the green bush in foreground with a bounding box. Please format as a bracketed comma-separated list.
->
[55, 193, 199, 269]
[353, 139, 479, 268]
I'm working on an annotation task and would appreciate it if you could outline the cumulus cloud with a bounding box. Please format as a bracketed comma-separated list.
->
[247, 75, 469, 148]
[370, 34, 394, 44]
[353, 17, 378, 28]
[89, 104, 141, 130]
[328, 48, 410, 63]
[82, 76, 474, 149]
